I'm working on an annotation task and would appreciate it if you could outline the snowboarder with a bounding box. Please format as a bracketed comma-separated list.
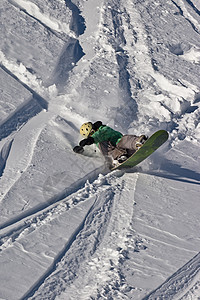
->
[73, 121, 148, 166]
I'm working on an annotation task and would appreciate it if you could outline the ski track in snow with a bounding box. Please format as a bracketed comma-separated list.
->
[0, 171, 118, 255]
[0, 0, 200, 299]
[172, 0, 200, 34]
[24, 172, 139, 300]
[144, 252, 200, 300]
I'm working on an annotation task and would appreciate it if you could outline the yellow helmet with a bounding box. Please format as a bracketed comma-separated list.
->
[80, 122, 95, 137]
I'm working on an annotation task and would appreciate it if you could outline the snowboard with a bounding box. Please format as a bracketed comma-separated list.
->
[111, 130, 168, 171]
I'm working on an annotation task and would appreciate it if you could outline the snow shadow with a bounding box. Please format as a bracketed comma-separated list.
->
[185, 0, 200, 16]
[146, 158, 200, 185]
[194, 92, 200, 104]
[46, 0, 85, 90]
[0, 97, 44, 141]
[49, 38, 84, 91]
[65, 0, 86, 36]
[0, 139, 13, 177]
[0, 65, 48, 110]
[0, 65, 48, 140]
[168, 43, 184, 56]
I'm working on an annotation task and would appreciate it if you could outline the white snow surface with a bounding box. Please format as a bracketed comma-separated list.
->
[0, 0, 200, 299]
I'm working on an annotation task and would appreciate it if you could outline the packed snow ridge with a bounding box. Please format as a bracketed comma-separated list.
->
[0, 0, 200, 299]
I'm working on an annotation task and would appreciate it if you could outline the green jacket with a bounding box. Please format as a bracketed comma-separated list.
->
[92, 125, 123, 146]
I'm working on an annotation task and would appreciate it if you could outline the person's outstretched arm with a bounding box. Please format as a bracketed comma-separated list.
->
[73, 136, 94, 153]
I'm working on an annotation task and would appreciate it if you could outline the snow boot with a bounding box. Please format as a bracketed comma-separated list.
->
[118, 155, 128, 163]
[136, 135, 148, 149]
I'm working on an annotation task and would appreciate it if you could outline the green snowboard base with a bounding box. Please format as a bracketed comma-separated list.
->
[111, 130, 169, 170]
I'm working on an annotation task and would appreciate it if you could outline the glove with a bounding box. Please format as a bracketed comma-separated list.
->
[79, 137, 94, 147]
[73, 145, 84, 154]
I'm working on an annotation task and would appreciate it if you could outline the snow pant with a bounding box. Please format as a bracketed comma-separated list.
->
[98, 135, 140, 160]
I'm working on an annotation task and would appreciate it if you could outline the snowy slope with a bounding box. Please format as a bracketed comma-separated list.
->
[0, 0, 200, 299]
